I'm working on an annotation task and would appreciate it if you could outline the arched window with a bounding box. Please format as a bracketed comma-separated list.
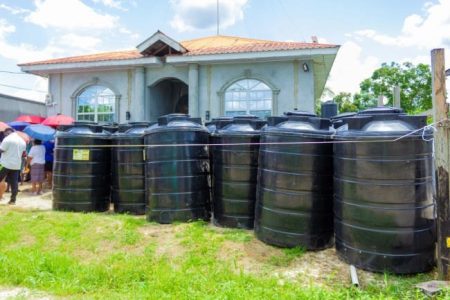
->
[76, 85, 116, 122]
[224, 79, 272, 118]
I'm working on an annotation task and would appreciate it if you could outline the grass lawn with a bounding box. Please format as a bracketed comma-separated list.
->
[0, 207, 448, 299]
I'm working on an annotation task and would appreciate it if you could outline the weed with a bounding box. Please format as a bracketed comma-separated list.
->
[268, 246, 305, 267]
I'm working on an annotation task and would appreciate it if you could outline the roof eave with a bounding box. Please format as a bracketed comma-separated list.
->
[19, 56, 163, 76]
[165, 47, 339, 65]
[313, 45, 341, 101]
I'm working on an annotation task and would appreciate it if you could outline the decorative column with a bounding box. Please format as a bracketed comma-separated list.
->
[132, 66, 145, 121]
[188, 64, 200, 117]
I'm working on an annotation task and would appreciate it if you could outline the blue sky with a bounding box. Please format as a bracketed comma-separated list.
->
[0, 0, 449, 101]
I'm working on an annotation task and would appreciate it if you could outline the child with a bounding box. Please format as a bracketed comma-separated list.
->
[27, 139, 46, 195]
[43, 140, 54, 190]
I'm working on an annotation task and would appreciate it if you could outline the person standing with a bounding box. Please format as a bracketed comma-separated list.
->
[44, 140, 54, 190]
[27, 139, 46, 195]
[0, 128, 27, 204]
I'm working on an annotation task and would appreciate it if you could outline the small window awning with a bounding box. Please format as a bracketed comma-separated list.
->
[136, 30, 187, 56]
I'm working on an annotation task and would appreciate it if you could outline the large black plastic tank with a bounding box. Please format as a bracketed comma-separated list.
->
[112, 122, 152, 214]
[144, 114, 210, 223]
[53, 122, 111, 212]
[255, 112, 334, 249]
[210, 116, 266, 229]
[334, 107, 435, 274]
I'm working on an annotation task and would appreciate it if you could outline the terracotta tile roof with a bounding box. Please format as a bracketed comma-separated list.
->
[18, 49, 143, 66]
[183, 39, 337, 56]
[19, 35, 338, 67]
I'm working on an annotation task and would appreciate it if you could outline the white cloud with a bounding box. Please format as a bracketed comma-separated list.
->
[56, 34, 102, 51]
[326, 41, 379, 94]
[0, 19, 64, 62]
[25, 0, 118, 30]
[354, 0, 450, 49]
[0, 18, 105, 64]
[10, 77, 48, 102]
[170, 0, 248, 32]
[0, 19, 15, 38]
[92, 0, 129, 11]
[0, 4, 30, 15]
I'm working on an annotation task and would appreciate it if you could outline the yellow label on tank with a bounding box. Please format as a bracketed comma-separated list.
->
[73, 149, 90, 161]
[446, 237, 450, 248]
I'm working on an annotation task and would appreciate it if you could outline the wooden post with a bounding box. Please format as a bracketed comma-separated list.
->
[393, 86, 401, 108]
[431, 48, 450, 280]
[378, 95, 384, 106]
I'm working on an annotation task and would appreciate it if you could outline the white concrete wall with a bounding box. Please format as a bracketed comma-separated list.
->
[0, 94, 46, 122]
[48, 69, 131, 123]
[47, 59, 316, 123]
[198, 60, 315, 121]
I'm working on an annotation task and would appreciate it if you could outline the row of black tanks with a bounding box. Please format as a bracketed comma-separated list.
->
[52, 108, 435, 274]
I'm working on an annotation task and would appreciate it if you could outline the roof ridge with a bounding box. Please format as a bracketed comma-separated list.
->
[181, 35, 273, 44]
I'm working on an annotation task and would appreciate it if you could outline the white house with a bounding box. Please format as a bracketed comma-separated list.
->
[19, 31, 339, 123]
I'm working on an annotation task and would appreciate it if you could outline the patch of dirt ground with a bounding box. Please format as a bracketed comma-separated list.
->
[139, 224, 187, 259]
[218, 238, 377, 287]
[0, 182, 52, 211]
[0, 287, 53, 300]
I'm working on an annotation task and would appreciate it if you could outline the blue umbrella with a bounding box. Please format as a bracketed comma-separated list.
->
[23, 124, 56, 142]
[8, 121, 30, 131]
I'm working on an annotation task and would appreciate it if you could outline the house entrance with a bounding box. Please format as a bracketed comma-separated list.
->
[148, 78, 188, 121]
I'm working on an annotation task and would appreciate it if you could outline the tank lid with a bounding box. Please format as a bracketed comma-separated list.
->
[157, 113, 202, 126]
[284, 111, 317, 117]
[331, 112, 357, 120]
[358, 106, 403, 115]
[233, 114, 259, 120]
[101, 122, 119, 133]
[116, 122, 154, 135]
[265, 113, 332, 137]
[215, 116, 266, 134]
[145, 114, 206, 134]
[56, 122, 110, 137]
[206, 116, 233, 124]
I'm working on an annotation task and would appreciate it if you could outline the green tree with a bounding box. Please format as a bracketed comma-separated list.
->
[359, 62, 432, 114]
[333, 92, 358, 113]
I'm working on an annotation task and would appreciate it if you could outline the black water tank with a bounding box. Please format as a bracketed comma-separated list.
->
[334, 107, 435, 274]
[205, 116, 233, 133]
[112, 122, 152, 214]
[144, 114, 210, 223]
[53, 122, 111, 212]
[210, 116, 266, 229]
[255, 112, 334, 249]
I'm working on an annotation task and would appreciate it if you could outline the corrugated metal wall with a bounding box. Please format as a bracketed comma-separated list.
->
[0, 94, 46, 122]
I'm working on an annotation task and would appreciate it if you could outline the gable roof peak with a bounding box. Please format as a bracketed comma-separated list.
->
[136, 30, 187, 56]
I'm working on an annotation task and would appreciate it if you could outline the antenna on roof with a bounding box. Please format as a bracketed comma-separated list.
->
[216, 0, 220, 35]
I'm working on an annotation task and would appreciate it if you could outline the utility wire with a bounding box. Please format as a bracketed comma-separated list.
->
[0, 83, 47, 93]
[54, 119, 444, 149]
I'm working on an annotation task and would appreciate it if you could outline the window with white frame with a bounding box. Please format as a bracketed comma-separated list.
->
[76, 85, 116, 122]
[224, 79, 273, 118]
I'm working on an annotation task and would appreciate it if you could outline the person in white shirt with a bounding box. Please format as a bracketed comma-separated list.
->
[0, 128, 27, 204]
[27, 139, 46, 195]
